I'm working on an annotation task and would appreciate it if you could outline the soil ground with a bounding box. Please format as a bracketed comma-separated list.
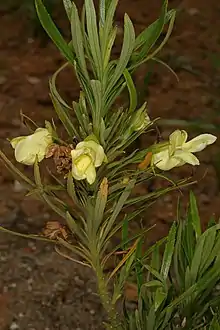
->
[1, 0, 220, 329]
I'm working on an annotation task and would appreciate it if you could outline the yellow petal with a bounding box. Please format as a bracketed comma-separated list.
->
[10, 128, 52, 165]
[85, 164, 96, 184]
[183, 134, 217, 153]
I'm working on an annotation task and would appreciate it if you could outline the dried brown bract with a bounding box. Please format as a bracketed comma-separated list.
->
[42, 221, 68, 240]
[46, 144, 73, 176]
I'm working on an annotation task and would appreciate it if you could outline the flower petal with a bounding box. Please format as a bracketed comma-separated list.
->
[72, 165, 86, 180]
[11, 128, 52, 165]
[152, 149, 182, 171]
[183, 134, 217, 153]
[10, 136, 26, 149]
[71, 149, 84, 160]
[14, 140, 37, 165]
[94, 145, 105, 167]
[85, 164, 96, 184]
[174, 150, 200, 165]
[169, 130, 188, 150]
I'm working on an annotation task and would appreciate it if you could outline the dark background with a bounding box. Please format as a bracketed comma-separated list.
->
[0, 0, 220, 328]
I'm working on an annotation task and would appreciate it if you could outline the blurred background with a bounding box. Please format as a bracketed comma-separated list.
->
[0, 0, 220, 329]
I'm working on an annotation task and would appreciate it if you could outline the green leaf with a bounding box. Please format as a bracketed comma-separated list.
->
[63, 0, 72, 20]
[134, 0, 168, 61]
[122, 216, 129, 250]
[174, 220, 185, 287]
[67, 172, 79, 204]
[71, 2, 90, 80]
[130, 8, 176, 70]
[99, 0, 106, 26]
[142, 280, 163, 289]
[135, 238, 144, 292]
[90, 80, 102, 135]
[199, 226, 217, 275]
[50, 89, 78, 138]
[42, 194, 66, 219]
[190, 235, 206, 284]
[154, 287, 167, 311]
[66, 211, 79, 234]
[34, 158, 43, 189]
[147, 306, 156, 330]
[103, 27, 117, 71]
[94, 178, 108, 233]
[50, 63, 72, 110]
[100, 0, 118, 68]
[85, 0, 102, 79]
[189, 191, 201, 238]
[143, 264, 164, 283]
[100, 179, 135, 245]
[183, 215, 196, 265]
[105, 14, 135, 100]
[0, 226, 57, 244]
[72, 101, 88, 139]
[123, 69, 138, 113]
[209, 314, 220, 329]
[160, 222, 177, 280]
[35, 0, 74, 63]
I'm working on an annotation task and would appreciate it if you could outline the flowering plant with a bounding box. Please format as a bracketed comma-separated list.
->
[0, 0, 218, 329]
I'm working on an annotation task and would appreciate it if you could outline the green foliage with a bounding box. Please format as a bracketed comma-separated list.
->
[123, 192, 220, 330]
[2, 1, 218, 329]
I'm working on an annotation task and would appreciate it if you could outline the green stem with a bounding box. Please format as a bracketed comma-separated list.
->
[94, 261, 123, 330]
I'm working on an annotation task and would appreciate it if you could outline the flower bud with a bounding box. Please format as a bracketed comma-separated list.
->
[131, 102, 151, 131]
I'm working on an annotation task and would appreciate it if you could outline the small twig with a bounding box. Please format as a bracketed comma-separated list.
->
[55, 245, 91, 268]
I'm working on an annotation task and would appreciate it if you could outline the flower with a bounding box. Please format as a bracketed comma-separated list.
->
[152, 130, 217, 171]
[131, 102, 151, 131]
[11, 128, 53, 165]
[71, 139, 105, 184]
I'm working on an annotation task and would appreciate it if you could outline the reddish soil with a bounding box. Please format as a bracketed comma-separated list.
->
[0, 0, 220, 329]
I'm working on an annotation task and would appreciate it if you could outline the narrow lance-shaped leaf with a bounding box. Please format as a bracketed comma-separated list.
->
[71, 3, 90, 81]
[199, 226, 217, 275]
[104, 14, 135, 101]
[67, 172, 79, 204]
[93, 177, 108, 233]
[130, 9, 176, 70]
[34, 158, 43, 189]
[189, 191, 201, 238]
[63, 0, 72, 20]
[35, 0, 75, 64]
[141, 10, 176, 66]
[50, 89, 79, 138]
[189, 235, 206, 285]
[100, 0, 118, 68]
[100, 179, 136, 246]
[123, 68, 138, 113]
[108, 238, 139, 281]
[91, 80, 102, 135]
[160, 222, 177, 280]
[50, 63, 72, 110]
[85, 0, 102, 79]
[103, 27, 117, 72]
[99, 0, 106, 26]
[134, 0, 169, 51]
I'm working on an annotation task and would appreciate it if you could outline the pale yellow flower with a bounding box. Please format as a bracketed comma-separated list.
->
[152, 130, 217, 171]
[71, 140, 105, 184]
[11, 128, 53, 165]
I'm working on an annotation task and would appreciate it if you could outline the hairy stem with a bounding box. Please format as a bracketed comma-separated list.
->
[93, 260, 123, 329]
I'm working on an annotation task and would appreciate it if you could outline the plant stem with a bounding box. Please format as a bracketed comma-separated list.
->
[94, 262, 123, 330]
